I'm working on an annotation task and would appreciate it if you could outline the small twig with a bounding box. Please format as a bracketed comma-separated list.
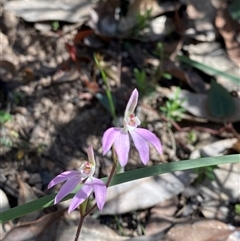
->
[226, 122, 240, 140]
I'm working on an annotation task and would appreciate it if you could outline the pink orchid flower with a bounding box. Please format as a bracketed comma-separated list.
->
[102, 89, 162, 166]
[48, 146, 107, 213]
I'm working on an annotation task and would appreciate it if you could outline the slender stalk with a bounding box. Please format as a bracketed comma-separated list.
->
[74, 215, 85, 241]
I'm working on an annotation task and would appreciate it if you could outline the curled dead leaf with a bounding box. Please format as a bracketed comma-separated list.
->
[2, 209, 65, 241]
[215, 1, 240, 67]
[165, 220, 238, 241]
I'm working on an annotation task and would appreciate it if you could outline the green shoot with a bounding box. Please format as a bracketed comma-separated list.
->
[94, 53, 116, 121]
[234, 204, 240, 216]
[153, 42, 172, 82]
[0, 137, 12, 147]
[134, 8, 152, 34]
[12, 91, 25, 105]
[134, 68, 146, 95]
[160, 87, 186, 122]
[194, 165, 219, 183]
[52, 21, 60, 31]
[0, 111, 12, 124]
[187, 130, 197, 144]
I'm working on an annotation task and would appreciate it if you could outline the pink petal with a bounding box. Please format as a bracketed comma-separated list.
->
[130, 131, 150, 165]
[102, 127, 121, 155]
[135, 128, 162, 154]
[68, 182, 93, 213]
[48, 170, 80, 189]
[92, 177, 107, 211]
[55, 176, 82, 204]
[124, 89, 139, 117]
[114, 130, 130, 166]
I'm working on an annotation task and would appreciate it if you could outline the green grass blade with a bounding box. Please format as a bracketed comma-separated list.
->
[178, 55, 240, 84]
[109, 154, 239, 185]
[1, 154, 239, 223]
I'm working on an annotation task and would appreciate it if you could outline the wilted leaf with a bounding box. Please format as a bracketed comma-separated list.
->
[233, 140, 240, 153]
[2, 209, 65, 241]
[207, 80, 236, 119]
[164, 220, 237, 241]
[162, 60, 209, 93]
[16, 175, 40, 223]
[73, 29, 94, 44]
[0, 60, 16, 74]
[145, 197, 178, 235]
[88, 0, 119, 36]
[215, 1, 240, 67]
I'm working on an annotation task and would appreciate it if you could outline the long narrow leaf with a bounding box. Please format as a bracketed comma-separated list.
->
[0, 154, 239, 223]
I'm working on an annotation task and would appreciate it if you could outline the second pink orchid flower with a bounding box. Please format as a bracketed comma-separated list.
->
[102, 89, 162, 166]
[48, 146, 107, 213]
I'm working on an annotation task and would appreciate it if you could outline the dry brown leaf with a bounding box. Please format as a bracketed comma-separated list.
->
[164, 220, 237, 241]
[73, 29, 94, 44]
[233, 140, 240, 153]
[162, 60, 209, 93]
[2, 209, 65, 241]
[145, 197, 178, 235]
[215, 1, 240, 67]
[16, 175, 41, 223]
[88, 0, 120, 36]
[0, 60, 16, 75]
